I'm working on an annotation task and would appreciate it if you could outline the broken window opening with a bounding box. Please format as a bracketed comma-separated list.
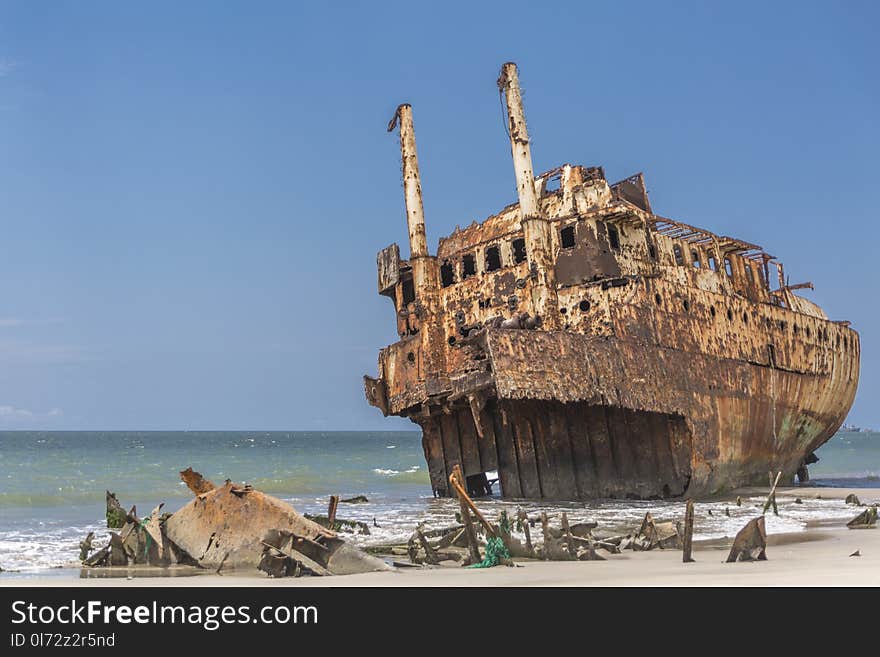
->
[691, 250, 701, 269]
[708, 255, 717, 271]
[745, 263, 754, 282]
[654, 293, 662, 306]
[710, 305, 716, 317]
[673, 244, 684, 266]
[544, 174, 562, 194]
[742, 311, 749, 324]
[724, 257, 733, 277]
[727, 308, 734, 321]
[607, 224, 621, 251]
[648, 243, 657, 260]
[402, 277, 416, 305]
[462, 253, 476, 279]
[682, 298, 690, 312]
[512, 238, 527, 264]
[440, 260, 455, 288]
[560, 226, 576, 249]
[485, 246, 502, 272]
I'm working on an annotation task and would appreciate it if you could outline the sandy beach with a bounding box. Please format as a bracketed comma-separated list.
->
[3, 486, 877, 587]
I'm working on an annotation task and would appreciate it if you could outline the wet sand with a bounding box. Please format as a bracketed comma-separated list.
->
[3, 486, 877, 587]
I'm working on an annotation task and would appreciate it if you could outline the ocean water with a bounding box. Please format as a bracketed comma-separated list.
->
[0, 429, 876, 575]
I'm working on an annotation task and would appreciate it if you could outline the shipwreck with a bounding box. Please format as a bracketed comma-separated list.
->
[364, 62, 860, 500]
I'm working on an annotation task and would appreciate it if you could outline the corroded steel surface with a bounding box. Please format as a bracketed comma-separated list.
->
[365, 62, 860, 500]
[165, 481, 335, 569]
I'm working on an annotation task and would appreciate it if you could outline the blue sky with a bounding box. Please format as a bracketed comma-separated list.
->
[0, 1, 876, 430]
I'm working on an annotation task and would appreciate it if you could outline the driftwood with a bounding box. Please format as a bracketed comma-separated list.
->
[726, 516, 767, 562]
[846, 506, 877, 530]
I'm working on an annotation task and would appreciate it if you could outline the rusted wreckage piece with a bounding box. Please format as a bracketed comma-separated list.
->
[165, 479, 388, 575]
[82, 470, 388, 577]
[365, 60, 860, 501]
[105, 491, 127, 529]
[726, 517, 768, 562]
[845, 494, 862, 506]
[846, 506, 877, 530]
[180, 467, 216, 495]
[304, 495, 371, 535]
[614, 512, 683, 552]
[85, 500, 192, 568]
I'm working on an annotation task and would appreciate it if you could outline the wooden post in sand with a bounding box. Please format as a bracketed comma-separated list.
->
[327, 495, 339, 526]
[762, 471, 781, 516]
[518, 509, 533, 555]
[682, 499, 695, 563]
[450, 465, 481, 564]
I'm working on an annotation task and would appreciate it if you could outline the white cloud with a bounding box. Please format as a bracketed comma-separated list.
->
[0, 58, 19, 77]
[0, 318, 65, 328]
[48, 408, 63, 417]
[0, 404, 33, 417]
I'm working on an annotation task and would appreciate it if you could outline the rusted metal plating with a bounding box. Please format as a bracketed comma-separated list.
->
[365, 62, 860, 501]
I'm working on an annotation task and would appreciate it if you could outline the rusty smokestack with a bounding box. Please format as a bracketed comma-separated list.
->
[497, 62, 540, 220]
[388, 104, 428, 260]
[497, 62, 559, 328]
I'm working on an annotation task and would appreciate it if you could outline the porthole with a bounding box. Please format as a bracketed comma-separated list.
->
[579, 300, 591, 312]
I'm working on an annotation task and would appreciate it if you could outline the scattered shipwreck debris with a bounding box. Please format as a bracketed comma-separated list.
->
[846, 506, 877, 530]
[105, 491, 127, 529]
[340, 495, 369, 504]
[304, 495, 371, 535]
[845, 494, 862, 506]
[365, 61, 860, 501]
[726, 517, 768, 563]
[80, 467, 388, 578]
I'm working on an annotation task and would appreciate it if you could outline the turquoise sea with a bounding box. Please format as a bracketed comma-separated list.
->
[0, 430, 876, 575]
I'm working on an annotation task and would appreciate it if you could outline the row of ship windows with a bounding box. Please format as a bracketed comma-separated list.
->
[561, 223, 764, 287]
[440, 238, 528, 287]
[440, 223, 761, 289]
[654, 292, 854, 349]
[442, 220, 625, 289]
[672, 244, 764, 285]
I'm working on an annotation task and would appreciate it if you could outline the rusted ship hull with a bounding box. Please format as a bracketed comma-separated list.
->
[373, 327, 859, 499]
[365, 63, 860, 501]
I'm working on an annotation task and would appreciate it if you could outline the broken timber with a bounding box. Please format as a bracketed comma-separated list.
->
[365, 60, 860, 501]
